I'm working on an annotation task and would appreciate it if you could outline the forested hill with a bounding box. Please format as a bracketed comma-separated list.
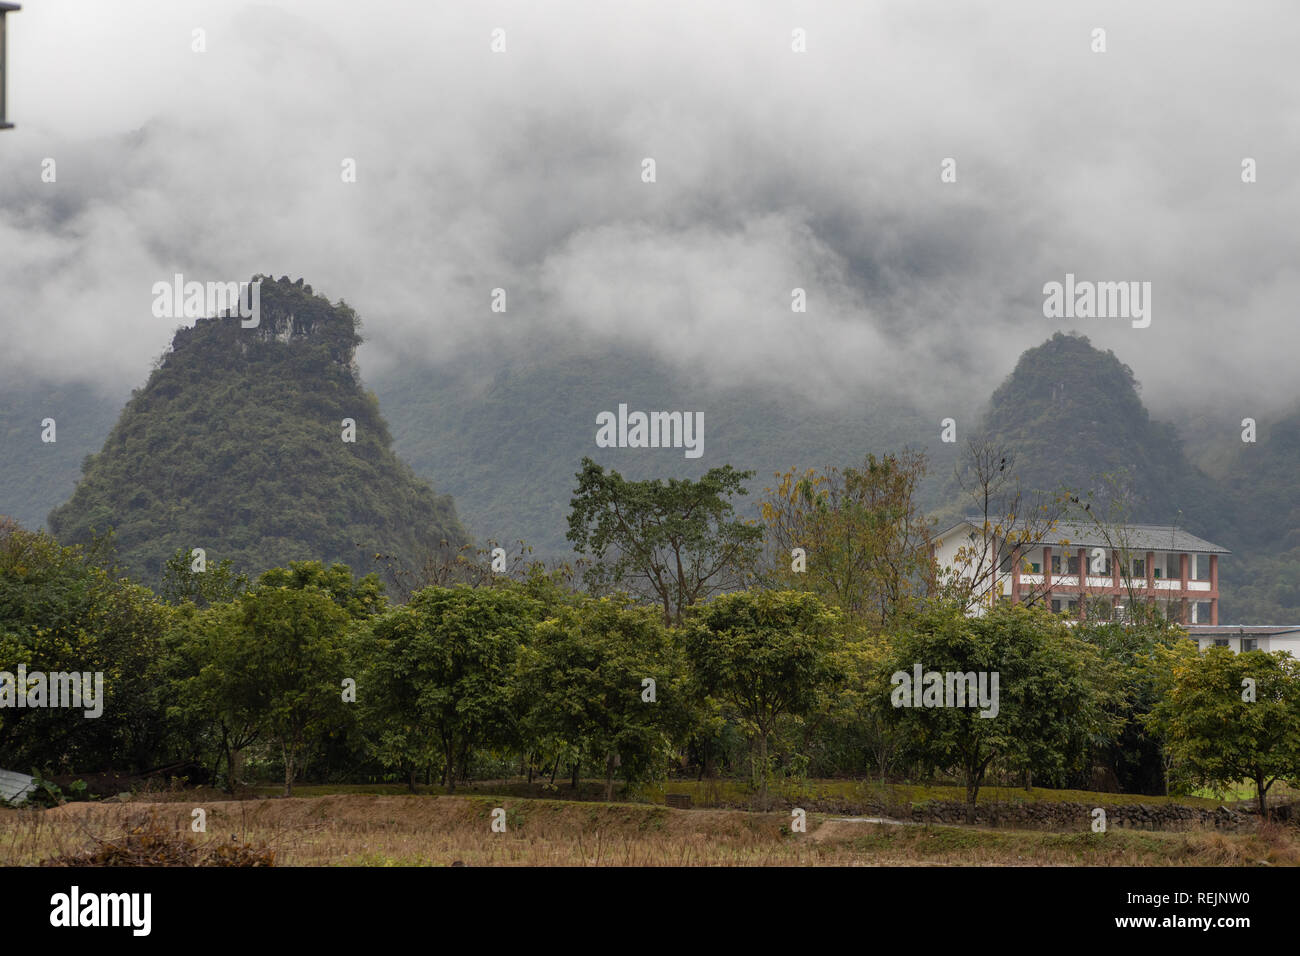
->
[956, 332, 1230, 543]
[373, 345, 947, 554]
[957, 332, 1300, 624]
[46, 276, 468, 585]
[1212, 403, 1300, 622]
[14, 311, 1300, 623]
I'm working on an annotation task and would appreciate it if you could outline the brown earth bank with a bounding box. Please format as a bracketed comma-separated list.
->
[2, 794, 1298, 867]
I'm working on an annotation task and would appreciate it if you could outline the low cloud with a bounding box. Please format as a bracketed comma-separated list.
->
[1, 0, 1297, 420]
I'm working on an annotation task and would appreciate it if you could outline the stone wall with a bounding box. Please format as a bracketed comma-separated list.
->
[901, 800, 1252, 831]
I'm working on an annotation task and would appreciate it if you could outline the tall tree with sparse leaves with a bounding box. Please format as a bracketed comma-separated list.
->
[567, 458, 763, 626]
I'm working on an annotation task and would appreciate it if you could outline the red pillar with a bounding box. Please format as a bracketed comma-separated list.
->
[1210, 554, 1219, 625]
[1078, 547, 1088, 620]
[1180, 553, 1190, 623]
[1043, 546, 1053, 605]
[1145, 549, 1156, 616]
[1010, 546, 1021, 604]
[1111, 550, 1122, 620]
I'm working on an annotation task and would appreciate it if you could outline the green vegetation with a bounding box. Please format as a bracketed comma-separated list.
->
[518, 597, 687, 800]
[759, 451, 932, 626]
[4, 513, 1300, 821]
[46, 276, 468, 586]
[15, 323, 1300, 625]
[885, 603, 1114, 813]
[567, 458, 763, 625]
[684, 590, 845, 799]
[7, 306, 1300, 826]
[1148, 644, 1300, 817]
[374, 343, 944, 555]
[0, 379, 127, 531]
[964, 332, 1226, 538]
[362, 584, 538, 793]
[0, 517, 172, 772]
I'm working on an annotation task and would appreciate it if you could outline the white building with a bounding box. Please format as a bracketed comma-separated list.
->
[1184, 625, 1300, 657]
[931, 516, 1229, 624]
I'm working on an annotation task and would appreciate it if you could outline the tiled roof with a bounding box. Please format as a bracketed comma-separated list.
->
[947, 516, 1230, 554]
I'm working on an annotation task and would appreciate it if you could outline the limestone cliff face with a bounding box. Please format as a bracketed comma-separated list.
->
[165, 276, 359, 372]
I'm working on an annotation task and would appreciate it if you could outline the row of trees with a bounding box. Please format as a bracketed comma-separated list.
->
[5, 516, 1297, 814]
[6, 438, 1297, 813]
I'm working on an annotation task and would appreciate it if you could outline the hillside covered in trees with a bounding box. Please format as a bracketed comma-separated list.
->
[10, 322, 1300, 623]
[1213, 403, 1300, 622]
[46, 276, 467, 585]
[374, 343, 946, 554]
[963, 333, 1299, 624]
[959, 333, 1229, 539]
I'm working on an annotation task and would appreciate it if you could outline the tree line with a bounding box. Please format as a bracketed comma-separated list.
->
[3, 444, 1299, 814]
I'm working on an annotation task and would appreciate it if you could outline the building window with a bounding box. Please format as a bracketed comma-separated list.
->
[1132, 558, 1145, 577]
[1051, 555, 1061, 574]
[1067, 556, 1079, 574]
[1167, 554, 1181, 580]
[1051, 599, 1061, 613]
[1242, 638, 1258, 652]
[1213, 639, 1230, 648]
[1030, 562, 1041, 573]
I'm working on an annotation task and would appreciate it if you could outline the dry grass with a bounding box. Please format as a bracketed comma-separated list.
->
[2, 793, 1296, 867]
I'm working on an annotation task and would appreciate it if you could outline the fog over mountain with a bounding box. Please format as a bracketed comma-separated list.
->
[2, 0, 1298, 426]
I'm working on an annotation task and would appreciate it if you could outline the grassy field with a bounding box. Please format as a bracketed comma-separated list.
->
[2, 791, 1297, 867]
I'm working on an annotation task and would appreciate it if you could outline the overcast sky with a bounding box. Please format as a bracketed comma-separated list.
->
[1, 0, 1297, 420]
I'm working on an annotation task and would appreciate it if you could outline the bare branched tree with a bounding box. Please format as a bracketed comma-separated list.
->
[941, 438, 1070, 614]
[366, 538, 585, 603]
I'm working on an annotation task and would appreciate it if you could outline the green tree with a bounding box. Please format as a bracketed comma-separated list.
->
[0, 519, 178, 774]
[257, 560, 386, 619]
[518, 595, 687, 800]
[567, 459, 763, 626]
[1147, 644, 1300, 818]
[364, 586, 539, 792]
[1074, 612, 1186, 794]
[814, 630, 903, 781]
[683, 589, 844, 801]
[760, 451, 933, 627]
[161, 546, 249, 608]
[167, 601, 265, 791]
[228, 583, 353, 795]
[886, 602, 1112, 817]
